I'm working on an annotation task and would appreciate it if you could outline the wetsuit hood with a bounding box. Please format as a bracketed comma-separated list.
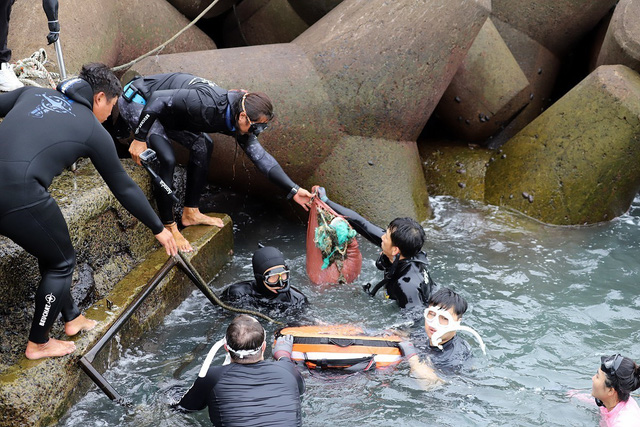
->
[252, 246, 290, 294]
[57, 78, 93, 110]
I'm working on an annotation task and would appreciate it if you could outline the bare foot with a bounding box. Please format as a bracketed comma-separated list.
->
[25, 338, 76, 360]
[65, 314, 97, 336]
[182, 207, 224, 228]
[165, 222, 193, 252]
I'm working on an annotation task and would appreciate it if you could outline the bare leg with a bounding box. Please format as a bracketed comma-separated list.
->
[181, 207, 224, 228]
[165, 222, 194, 252]
[64, 314, 97, 336]
[25, 339, 76, 360]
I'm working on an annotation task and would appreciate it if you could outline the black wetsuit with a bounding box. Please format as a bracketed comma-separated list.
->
[420, 335, 472, 372]
[118, 73, 299, 223]
[324, 199, 433, 309]
[0, 81, 163, 343]
[177, 358, 305, 426]
[222, 280, 307, 310]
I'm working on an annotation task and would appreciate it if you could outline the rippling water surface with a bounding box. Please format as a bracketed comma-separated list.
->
[59, 195, 640, 426]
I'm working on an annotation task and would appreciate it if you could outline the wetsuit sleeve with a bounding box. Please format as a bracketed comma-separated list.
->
[236, 134, 298, 193]
[0, 87, 29, 117]
[176, 375, 212, 411]
[276, 359, 305, 396]
[324, 199, 385, 247]
[88, 124, 164, 234]
[133, 89, 176, 141]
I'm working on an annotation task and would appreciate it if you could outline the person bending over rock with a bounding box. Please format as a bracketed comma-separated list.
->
[115, 73, 313, 252]
[0, 63, 177, 359]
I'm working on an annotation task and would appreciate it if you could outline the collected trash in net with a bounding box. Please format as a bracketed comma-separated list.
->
[306, 188, 362, 284]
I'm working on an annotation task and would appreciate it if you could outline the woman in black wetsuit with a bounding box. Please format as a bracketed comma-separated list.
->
[116, 73, 313, 252]
[0, 63, 177, 359]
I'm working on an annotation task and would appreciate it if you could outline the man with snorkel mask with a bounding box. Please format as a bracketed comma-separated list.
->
[398, 288, 485, 383]
[175, 314, 305, 426]
[113, 73, 313, 252]
[222, 246, 307, 310]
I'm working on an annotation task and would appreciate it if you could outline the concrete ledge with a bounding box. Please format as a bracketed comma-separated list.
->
[0, 215, 233, 427]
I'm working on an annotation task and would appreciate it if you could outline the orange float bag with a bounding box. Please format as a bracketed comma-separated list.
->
[306, 187, 362, 284]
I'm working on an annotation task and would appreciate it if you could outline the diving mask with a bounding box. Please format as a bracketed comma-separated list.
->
[424, 306, 487, 355]
[263, 266, 290, 293]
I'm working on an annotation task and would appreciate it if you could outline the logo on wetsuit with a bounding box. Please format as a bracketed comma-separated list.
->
[29, 93, 76, 118]
[188, 77, 217, 89]
[38, 293, 56, 326]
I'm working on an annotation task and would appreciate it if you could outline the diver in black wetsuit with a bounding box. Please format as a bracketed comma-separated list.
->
[315, 187, 434, 310]
[222, 246, 307, 310]
[0, 63, 177, 360]
[175, 314, 304, 426]
[115, 73, 313, 252]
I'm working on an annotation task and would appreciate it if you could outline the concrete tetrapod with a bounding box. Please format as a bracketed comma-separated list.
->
[485, 65, 640, 225]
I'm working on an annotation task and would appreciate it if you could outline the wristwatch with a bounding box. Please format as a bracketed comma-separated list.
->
[287, 185, 300, 200]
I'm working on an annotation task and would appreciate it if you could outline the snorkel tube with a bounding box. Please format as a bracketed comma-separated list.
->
[198, 338, 231, 377]
[426, 306, 487, 355]
[431, 325, 486, 355]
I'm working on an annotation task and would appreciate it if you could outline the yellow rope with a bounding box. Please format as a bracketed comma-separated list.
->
[112, 0, 221, 72]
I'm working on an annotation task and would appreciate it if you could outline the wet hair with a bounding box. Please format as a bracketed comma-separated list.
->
[233, 92, 274, 123]
[78, 63, 122, 99]
[388, 217, 425, 258]
[428, 288, 468, 318]
[602, 355, 640, 402]
[225, 314, 265, 362]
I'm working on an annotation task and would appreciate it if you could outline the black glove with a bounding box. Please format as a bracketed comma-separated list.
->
[398, 341, 417, 359]
[273, 335, 294, 360]
[43, 0, 59, 44]
[47, 20, 60, 44]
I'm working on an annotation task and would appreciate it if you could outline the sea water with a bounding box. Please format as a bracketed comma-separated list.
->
[59, 194, 640, 426]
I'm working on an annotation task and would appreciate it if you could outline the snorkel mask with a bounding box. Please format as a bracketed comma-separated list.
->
[241, 93, 269, 137]
[263, 266, 291, 293]
[424, 306, 487, 355]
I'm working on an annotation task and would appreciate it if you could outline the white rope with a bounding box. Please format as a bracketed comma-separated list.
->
[112, 0, 221, 72]
[13, 48, 60, 88]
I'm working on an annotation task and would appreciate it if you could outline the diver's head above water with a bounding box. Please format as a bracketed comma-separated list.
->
[252, 246, 291, 296]
[424, 288, 468, 345]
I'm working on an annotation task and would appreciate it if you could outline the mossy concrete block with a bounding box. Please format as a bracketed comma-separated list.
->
[0, 217, 232, 427]
[596, 0, 640, 73]
[488, 18, 561, 148]
[491, 0, 618, 55]
[309, 135, 431, 225]
[418, 140, 493, 201]
[8, 0, 215, 75]
[485, 65, 640, 225]
[294, 0, 491, 142]
[222, 0, 310, 47]
[435, 19, 531, 142]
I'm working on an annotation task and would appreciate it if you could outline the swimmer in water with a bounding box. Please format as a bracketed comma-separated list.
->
[591, 354, 640, 426]
[222, 246, 307, 310]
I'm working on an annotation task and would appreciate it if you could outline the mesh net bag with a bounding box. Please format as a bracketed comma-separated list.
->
[306, 188, 362, 284]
